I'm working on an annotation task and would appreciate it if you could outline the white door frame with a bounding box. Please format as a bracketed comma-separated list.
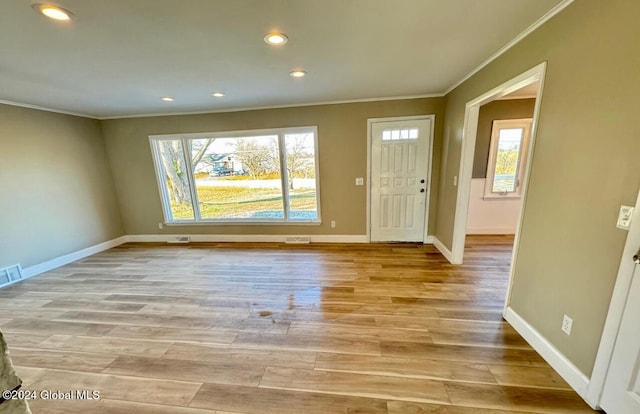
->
[450, 65, 546, 312]
[586, 187, 640, 408]
[367, 115, 435, 243]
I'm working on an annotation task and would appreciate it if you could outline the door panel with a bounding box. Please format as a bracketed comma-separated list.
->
[371, 118, 431, 242]
[601, 260, 640, 413]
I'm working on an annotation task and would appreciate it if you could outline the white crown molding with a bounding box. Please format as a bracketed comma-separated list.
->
[0, 99, 99, 119]
[96, 94, 445, 120]
[444, 0, 575, 95]
[0, 94, 444, 121]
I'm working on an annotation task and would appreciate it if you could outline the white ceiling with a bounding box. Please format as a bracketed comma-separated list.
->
[499, 81, 540, 100]
[1, 0, 565, 118]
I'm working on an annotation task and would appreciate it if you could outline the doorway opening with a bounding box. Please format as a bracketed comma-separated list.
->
[449, 63, 546, 311]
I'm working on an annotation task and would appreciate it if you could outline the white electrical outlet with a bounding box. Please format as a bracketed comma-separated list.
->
[330, 220, 336, 228]
[616, 205, 635, 230]
[355, 177, 364, 186]
[561, 314, 573, 335]
[158, 222, 164, 229]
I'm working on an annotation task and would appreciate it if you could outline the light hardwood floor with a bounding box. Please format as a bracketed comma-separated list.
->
[0, 236, 597, 413]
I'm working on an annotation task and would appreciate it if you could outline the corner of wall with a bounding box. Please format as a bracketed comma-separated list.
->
[430, 235, 454, 263]
[504, 306, 596, 409]
[98, 119, 126, 236]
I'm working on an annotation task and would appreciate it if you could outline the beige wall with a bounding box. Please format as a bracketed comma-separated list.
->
[0, 104, 123, 269]
[436, 0, 640, 375]
[466, 179, 521, 235]
[101, 98, 444, 236]
[473, 98, 535, 178]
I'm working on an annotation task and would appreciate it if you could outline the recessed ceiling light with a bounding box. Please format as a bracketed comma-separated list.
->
[32, 3, 73, 21]
[264, 33, 288, 45]
[211, 92, 225, 97]
[161, 97, 174, 102]
[289, 70, 307, 78]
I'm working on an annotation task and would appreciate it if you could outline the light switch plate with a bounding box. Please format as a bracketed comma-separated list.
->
[355, 177, 364, 186]
[616, 205, 635, 230]
[561, 314, 573, 335]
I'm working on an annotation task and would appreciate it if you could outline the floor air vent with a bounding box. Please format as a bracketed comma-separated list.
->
[285, 236, 311, 244]
[167, 236, 190, 244]
[0, 264, 23, 288]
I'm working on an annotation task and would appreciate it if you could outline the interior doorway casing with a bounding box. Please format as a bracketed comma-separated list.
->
[450, 62, 547, 313]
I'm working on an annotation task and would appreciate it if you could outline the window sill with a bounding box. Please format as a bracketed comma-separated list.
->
[482, 194, 522, 201]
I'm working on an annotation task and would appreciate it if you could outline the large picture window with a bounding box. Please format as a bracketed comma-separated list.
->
[149, 127, 320, 223]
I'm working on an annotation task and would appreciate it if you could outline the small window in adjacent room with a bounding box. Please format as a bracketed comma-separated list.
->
[149, 126, 320, 224]
[484, 118, 532, 199]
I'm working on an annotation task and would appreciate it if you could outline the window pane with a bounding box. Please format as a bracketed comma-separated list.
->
[492, 128, 523, 193]
[191, 136, 285, 220]
[383, 127, 419, 141]
[156, 139, 195, 220]
[285, 132, 318, 220]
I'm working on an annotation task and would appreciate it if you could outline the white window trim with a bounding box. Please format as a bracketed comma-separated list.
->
[483, 118, 532, 199]
[148, 126, 321, 224]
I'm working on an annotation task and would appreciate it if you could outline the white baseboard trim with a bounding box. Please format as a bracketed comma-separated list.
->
[425, 235, 435, 244]
[125, 234, 369, 243]
[504, 307, 595, 408]
[4, 233, 371, 288]
[466, 227, 516, 235]
[431, 236, 454, 263]
[21, 236, 129, 279]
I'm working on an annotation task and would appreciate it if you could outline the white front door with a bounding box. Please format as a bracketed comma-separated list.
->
[370, 117, 431, 242]
[600, 249, 640, 413]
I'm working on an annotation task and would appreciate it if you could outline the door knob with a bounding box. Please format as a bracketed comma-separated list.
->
[420, 179, 425, 184]
[420, 188, 425, 193]
[634, 248, 640, 264]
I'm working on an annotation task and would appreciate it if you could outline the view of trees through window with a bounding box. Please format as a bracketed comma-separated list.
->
[491, 128, 523, 193]
[152, 128, 319, 222]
